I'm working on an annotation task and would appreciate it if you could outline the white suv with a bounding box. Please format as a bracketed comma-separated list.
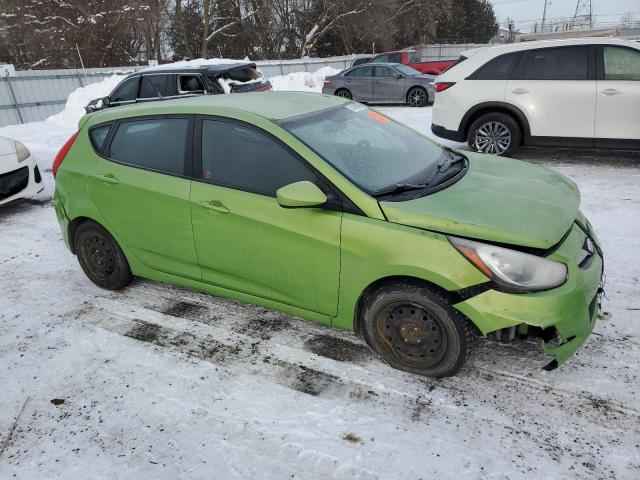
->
[431, 38, 640, 156]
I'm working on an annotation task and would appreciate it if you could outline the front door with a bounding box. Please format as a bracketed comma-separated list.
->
[595, 45, 640, 143]
[87, 116, 200, 279]
[506, 45, 596, 141]
[372, 66, 404, 102]
[189, 118, 342, 318]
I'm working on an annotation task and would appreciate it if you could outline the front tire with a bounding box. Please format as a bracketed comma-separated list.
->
[407, 87, 428, 107]
[360, 282, 474, 378]
[335, 88, 352, 100]
[75, 221, 133, 290]
[467, 112, 521, 157]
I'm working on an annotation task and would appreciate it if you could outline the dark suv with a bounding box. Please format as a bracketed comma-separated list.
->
[85, 62, 271, 112]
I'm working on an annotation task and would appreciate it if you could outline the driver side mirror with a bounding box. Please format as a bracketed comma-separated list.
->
[394, 73, 403, 80]
[102, 96, 111, 107]
[276, 181, 327, 208]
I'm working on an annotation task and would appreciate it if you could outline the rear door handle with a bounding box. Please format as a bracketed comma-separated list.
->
[96, 173, 119, 185]
[601, 88, 622, 96]
[511, 88, 529, 95]
[200, 200, 229, 214]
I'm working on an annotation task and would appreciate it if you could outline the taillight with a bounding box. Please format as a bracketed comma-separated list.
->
[434, 82, 456, 92]
[53, 131, 79, 178]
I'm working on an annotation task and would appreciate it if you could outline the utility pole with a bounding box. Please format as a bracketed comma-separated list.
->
[541, 0, 551, 33]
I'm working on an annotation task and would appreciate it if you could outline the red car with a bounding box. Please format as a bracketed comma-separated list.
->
[370, 50, 455, 75]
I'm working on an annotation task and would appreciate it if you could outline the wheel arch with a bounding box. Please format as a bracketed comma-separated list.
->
[460, 102, 531, 145]
[352, 275, 466, 337]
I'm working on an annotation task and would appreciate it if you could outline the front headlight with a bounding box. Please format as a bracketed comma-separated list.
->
[15, 140, 30, 162]
[449, 236, 567, 292]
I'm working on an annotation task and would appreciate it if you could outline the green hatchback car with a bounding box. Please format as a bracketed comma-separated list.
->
[53, 92, 603, 377]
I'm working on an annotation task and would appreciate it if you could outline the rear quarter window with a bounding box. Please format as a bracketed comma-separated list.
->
[89, 124, 112, 153]
[468, 52, 520, 80]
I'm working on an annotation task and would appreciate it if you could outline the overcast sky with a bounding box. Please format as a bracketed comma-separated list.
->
[489, 0, 640, 28]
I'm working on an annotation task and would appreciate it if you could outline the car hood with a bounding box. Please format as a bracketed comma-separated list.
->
[0, 136, 16, 156]
[379, 152, 580, 249]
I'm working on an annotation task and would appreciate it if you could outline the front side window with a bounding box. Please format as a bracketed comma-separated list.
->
[471, 52, 520, 80]
[111, 77, 139, 103]
[514, 46, 589, 80]
[178, 75, 205, 93]
[409, 52, 421, 63]
[374, 66, 394, 78]
[603, 46, 640, 80]
[201, 120, 317, 196]
[280, 105, 450, 194]
[109, 118, 189, 176]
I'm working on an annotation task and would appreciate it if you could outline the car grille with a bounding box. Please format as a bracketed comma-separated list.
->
[0, 166, 29, 201]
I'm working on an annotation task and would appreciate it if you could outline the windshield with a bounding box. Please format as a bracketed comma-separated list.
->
[279, 104, 448, 194]
[394, 64, 421, 77]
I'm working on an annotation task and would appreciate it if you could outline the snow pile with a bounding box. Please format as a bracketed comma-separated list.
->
[46, 74, 125, 128]
[269, 66, 341, 93]
[146, 57, 250, 71]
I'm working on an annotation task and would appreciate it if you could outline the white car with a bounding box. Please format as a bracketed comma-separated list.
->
[0, 136, 43, 206]
[431, 38, 640, 156]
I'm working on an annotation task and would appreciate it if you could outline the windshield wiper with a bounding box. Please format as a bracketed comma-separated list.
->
[372, 149, 467, 198]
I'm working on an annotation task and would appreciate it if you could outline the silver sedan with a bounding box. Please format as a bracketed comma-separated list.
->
[322, 63, 435, 107]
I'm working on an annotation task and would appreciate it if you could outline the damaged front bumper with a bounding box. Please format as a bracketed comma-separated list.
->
[454, 222, 603, 370]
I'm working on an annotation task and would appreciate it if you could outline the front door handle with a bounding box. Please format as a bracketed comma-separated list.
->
[601, 88, 622, 96]
[200, 200, 229, 214]
[511, 88, 529, 95]
[96, 173, 119, 185]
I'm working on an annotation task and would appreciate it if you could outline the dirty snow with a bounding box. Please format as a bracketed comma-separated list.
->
[0, 80, 639, 479]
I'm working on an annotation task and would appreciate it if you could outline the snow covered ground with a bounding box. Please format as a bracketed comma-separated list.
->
[1, 77, 639, 479]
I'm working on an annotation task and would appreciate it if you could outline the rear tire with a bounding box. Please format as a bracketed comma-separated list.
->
[335, 88, 352, 100]
[467, 112, 521, 157]
[407, 87, 428, 107]
[75, 221, 133, 290]
[360, 282, 474, 378]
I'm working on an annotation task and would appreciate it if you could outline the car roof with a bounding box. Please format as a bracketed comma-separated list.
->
[471, 37, 639, 57]
[83, 91, 350, 126]
[122, 62, 257, 79]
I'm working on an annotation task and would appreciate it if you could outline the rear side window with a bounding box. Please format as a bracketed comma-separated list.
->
[111, 76, 139, 102]
[109, 118, 189, 176]
[469, 52, 519, 80]
[139, 75, 168, 98]
[89, 124, 112, 152]
[603, 46, 640, 80]
[345, 66, 374, 77]
[200, 120, 317, 196]
[513, 47, 589, 80]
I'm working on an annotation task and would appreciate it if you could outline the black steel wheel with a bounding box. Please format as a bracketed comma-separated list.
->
[75, 221, 133, 290]
[360, 282, 474, 377]
[407, 87, 428, 107]
[335, 88, 352, 100]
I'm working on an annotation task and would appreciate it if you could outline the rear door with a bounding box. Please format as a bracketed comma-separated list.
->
[595, 45, 640, 144]
[87, 116, 200, 279]
[372, 66, 404, 102]
[506, 46, 596, 141]
[189, 117, 342, 318]
[344, 65, 374, 101]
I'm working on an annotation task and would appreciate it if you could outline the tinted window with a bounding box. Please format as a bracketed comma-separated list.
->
[409, 52, 421, 63]
[471, 52, 519, 80]
[352, 57, 371, 66]
[514, 47, 588, 80]
[89, 124, 111, 152]
[374, 66, 394, 77]
[178, 75, 205, 93]
[389, 53, 402, 63]
[371, 55, 389, 63]
[201, 120, 317, 196]
[111, 76, 139, 102]
[346, 66, 373, 77]
[603, 46, 640, 80]
[226, 67, 261, 82]
[109, 118, 189, 176]
[139, 75, 168, 98]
